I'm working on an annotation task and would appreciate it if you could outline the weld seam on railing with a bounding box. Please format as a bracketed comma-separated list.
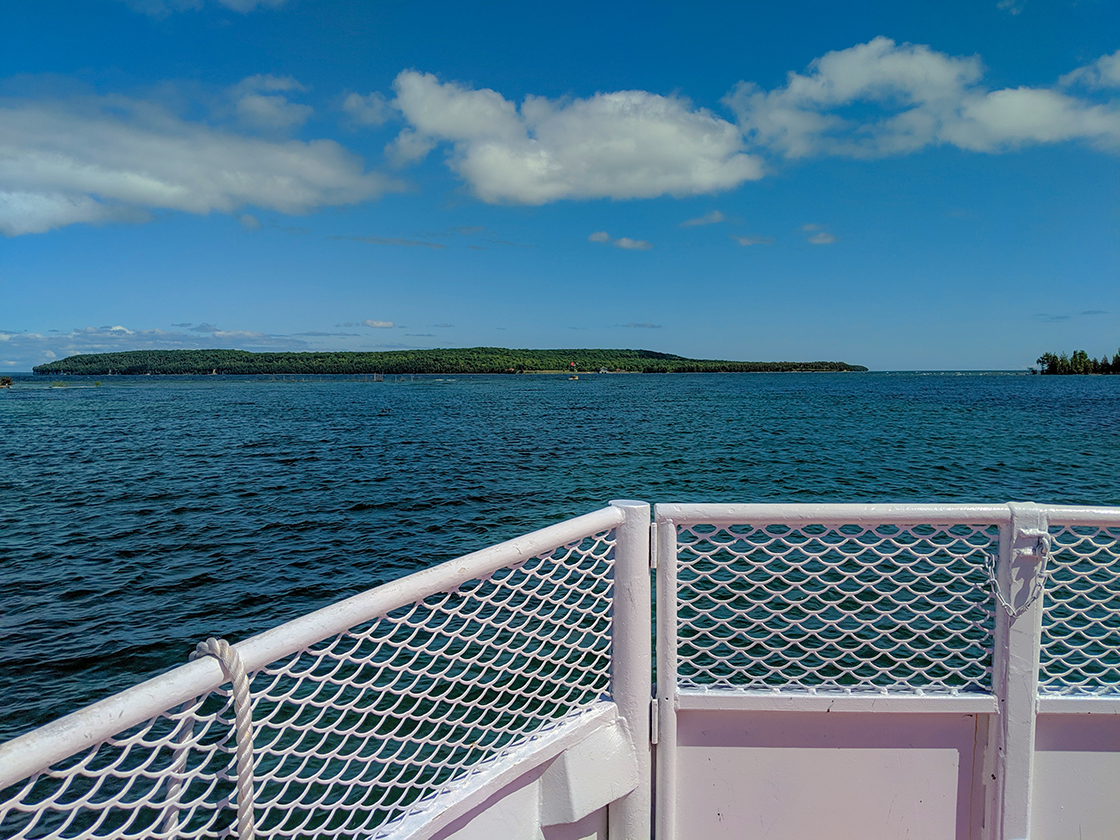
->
[0, 505, 624, 791]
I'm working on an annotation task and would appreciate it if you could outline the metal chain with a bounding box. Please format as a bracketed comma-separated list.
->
[985, 535, 1051, 620]
[191, 637, 256, 840]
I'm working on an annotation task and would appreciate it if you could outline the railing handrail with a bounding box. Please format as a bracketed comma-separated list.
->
[654, 501, 1120, 527]
[0, 505, 625, 791]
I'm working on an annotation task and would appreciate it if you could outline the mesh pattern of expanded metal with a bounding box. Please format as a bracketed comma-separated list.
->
[0, 695, 239, 840]
[1040, 526, 1120, 696]
[674, 522, 997, 693]
[0, 530, 616, 840]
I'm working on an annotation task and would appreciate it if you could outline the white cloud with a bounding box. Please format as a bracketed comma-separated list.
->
[588, 231, 652, 250]
[120, 0, 287, 16]
[724, 37, 1120, 159]
[1060, 50, 1120, 90]
[997, 0, 1024, 15]
[239, 213, 260, 231]
[342, 92, 392, 126]
[390, 70, 763, 204]
[0, 93, 393, 236]
[802, 224, 837, 245]
[362, 319, 395, 328]
[385, 129, 438, 168]
[231, 75, 312, 130]
[681, 210, 726, 227]
[0, 324, 314, 369]
[732, 234, 773, 246]
[329, 235, 444, 249]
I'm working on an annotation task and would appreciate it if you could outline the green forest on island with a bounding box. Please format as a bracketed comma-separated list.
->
[32, 348, 867, 376]
[1036, 348, 1120, 375]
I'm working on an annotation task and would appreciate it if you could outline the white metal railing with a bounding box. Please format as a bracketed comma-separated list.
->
[0, 502, 652, 840]
[653, 502, 1120, 840]
[4, 500, 1120, 840]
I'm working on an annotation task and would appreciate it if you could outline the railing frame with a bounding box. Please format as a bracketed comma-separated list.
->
[653, 501, 1120, 840]
[0, 504, 640, 839]
[4, 500, 1120, 840]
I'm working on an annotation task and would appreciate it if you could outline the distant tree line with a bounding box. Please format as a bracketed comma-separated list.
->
[1036, 349, 1120, 375]
[33, 348, 868, 376]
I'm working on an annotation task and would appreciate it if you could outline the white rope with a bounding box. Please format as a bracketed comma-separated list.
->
[191, 638, 256, 840]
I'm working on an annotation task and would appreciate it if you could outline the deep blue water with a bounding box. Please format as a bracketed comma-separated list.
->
[2, 371, 1118, 742]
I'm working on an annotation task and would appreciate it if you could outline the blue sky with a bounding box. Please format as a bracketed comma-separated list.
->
[2, 0, 1118, 371]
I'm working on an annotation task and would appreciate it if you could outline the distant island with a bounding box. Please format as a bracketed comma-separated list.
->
[1036, 348, 1120, 375]
[32, 348, 868, 376]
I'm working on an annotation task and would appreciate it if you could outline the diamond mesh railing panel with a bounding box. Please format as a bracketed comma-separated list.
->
[0, 693, 239, 840]
[250, 533, 615, 839]
[1040, 525, 1120, 696]
[674, 522, 997, 693]
[0, 529, 616, 840]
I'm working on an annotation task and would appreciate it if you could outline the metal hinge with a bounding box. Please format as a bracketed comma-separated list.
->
[650, 698, 659, 745]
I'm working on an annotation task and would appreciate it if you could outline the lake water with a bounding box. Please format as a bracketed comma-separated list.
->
[2, 371, 1119, 742]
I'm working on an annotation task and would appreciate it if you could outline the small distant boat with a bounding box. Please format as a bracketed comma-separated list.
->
[568, 375, 578, 380]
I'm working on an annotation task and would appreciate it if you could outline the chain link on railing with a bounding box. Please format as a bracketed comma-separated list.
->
[1039, 525, 1120, 696]
[674, 521, 997, 693]
[0, 529, 616, 840]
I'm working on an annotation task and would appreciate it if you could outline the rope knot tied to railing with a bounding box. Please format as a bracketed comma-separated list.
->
[190, 637, 257, 840]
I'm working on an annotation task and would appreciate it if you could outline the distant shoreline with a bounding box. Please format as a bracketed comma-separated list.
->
[33, 348, 869, 376]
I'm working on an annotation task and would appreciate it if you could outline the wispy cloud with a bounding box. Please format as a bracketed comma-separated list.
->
[328, 235, 445, 249]
[724, 37, 1120, 160]
[996, 0, 1024, 15]
[362, 319, 395, 329]
[1035, 313, 1072, 322]
[681, 210, 726, 227]
[0, 89, 395, 237]
[0, 324, 314, 369]
[731, 234, 774, 246]
[1061, 50, 1120, 90]
[230, 74, 312, 131]
[341, 92, 391, 127]
[118, 0, 288, 16]
[619, 322, 662, 329]
[588, 231, 653, 250]
[802, 224, 837, 245]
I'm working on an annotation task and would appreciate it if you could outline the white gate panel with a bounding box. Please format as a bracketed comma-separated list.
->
[673, 710, 976, 840]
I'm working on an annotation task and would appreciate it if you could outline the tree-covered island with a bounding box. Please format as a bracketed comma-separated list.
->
[33, 348, 868, 376]
[1036, 348, 1120, 375]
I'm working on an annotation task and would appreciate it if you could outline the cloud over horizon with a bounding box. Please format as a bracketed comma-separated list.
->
[3, 40, 1117, 239]
[0, 91, 394, 236]
[588, 231, 653, 250]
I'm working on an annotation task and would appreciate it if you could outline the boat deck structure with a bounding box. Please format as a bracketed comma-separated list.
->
[2, 500, 1119, 839]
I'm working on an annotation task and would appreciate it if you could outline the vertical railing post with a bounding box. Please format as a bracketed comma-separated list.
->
[654, 516, 678, 840]
[609, 500, 652, 840]
[990, 502, 1048, 840]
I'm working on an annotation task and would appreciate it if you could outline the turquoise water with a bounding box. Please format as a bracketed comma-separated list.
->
[2, 371, 1118, 741]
